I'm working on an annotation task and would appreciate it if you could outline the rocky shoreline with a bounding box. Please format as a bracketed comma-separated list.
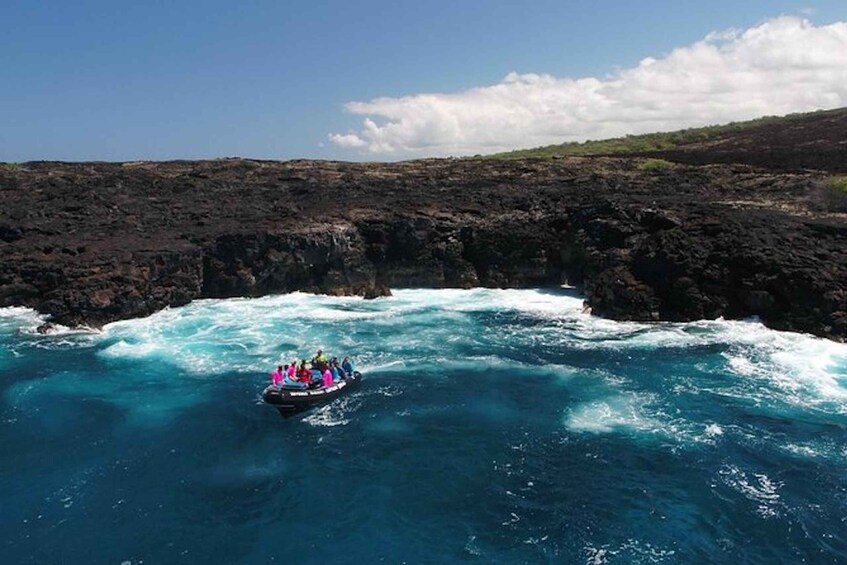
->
[1, 155, 845, 340]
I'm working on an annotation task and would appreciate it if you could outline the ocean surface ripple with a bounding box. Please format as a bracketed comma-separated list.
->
[1, 289, 846, 563]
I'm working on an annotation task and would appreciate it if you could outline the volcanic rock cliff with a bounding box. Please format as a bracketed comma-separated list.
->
[1, 114, 846, 340]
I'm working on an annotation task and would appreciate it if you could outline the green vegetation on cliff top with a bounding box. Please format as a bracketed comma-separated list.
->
[490, 107, 846, 160]
[637, 158, 674, 172]
[824, 176, 847, 213]
[830, 176, 847, 193]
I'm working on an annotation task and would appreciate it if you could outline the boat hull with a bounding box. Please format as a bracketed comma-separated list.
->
[262, 371, 362, 417]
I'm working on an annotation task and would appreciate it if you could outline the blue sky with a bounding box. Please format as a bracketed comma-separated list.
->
[2, 1, 846, 162]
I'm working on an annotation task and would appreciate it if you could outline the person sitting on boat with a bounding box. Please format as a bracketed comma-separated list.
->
[284, 376, 307, 389]
[298, 360, 313, 382]
[342, 357, 355, 377]
[323, 366, 334, 388]
[330, 361, 341, 382]
[287, 361, 297, 380]
[272, 365, 285, 388]
[273, 364, 303, 389]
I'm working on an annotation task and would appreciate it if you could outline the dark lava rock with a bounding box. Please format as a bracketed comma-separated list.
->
[0, 224, 23, 243]
[0, 155, 845, 341]
[363, 284, 392, 299]
[36, 322, 56, 334]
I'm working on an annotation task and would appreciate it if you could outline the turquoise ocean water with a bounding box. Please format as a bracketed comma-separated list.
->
[1, 289, 846, 563]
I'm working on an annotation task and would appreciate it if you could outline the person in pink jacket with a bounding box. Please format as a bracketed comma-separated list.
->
[272, 365, 285, 388]
[323, 367, 333, 388]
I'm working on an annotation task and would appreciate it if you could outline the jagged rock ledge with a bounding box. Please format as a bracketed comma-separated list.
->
[0, 157, 845, 340]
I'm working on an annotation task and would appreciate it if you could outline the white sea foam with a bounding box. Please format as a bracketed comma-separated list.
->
[563, 312, 847, 416]
[565, 393, 663, 435]
[440, 287, 585, 316]
[565, 390, 708, 445]
[303, 411, 349, 427]
[585, 540, 676, 564]
[464, 535, 483, 557]
[0, 306, 101, 342]
[718, 465, 784, 518]
[704, 423, 723, 437]
[720, 324, 847, 413]
[5, 289, 846, 439]
[0, 306, 44, 322]
[779, 439, 847, 462]
[0, 306, 81, 347]
[783, 443, 820, 458]
[101, 339, 163, 359]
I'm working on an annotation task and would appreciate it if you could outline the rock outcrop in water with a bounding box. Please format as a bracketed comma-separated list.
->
[1, 114, 846, 340]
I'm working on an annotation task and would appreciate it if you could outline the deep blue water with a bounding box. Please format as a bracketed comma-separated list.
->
[1, 289, 846, 563]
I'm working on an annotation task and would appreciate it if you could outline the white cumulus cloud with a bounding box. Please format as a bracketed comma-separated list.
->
[328, 17, 847, 157]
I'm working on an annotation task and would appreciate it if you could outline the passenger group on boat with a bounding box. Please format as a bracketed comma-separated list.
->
[270, 349, 357, 391]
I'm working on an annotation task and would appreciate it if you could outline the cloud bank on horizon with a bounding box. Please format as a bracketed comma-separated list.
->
[329, 17, 847, 157]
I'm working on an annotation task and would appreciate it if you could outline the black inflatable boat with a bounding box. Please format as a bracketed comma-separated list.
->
[262, 371, 362, 417]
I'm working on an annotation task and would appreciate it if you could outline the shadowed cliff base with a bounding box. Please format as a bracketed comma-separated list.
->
[1, 109, 846, 340]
